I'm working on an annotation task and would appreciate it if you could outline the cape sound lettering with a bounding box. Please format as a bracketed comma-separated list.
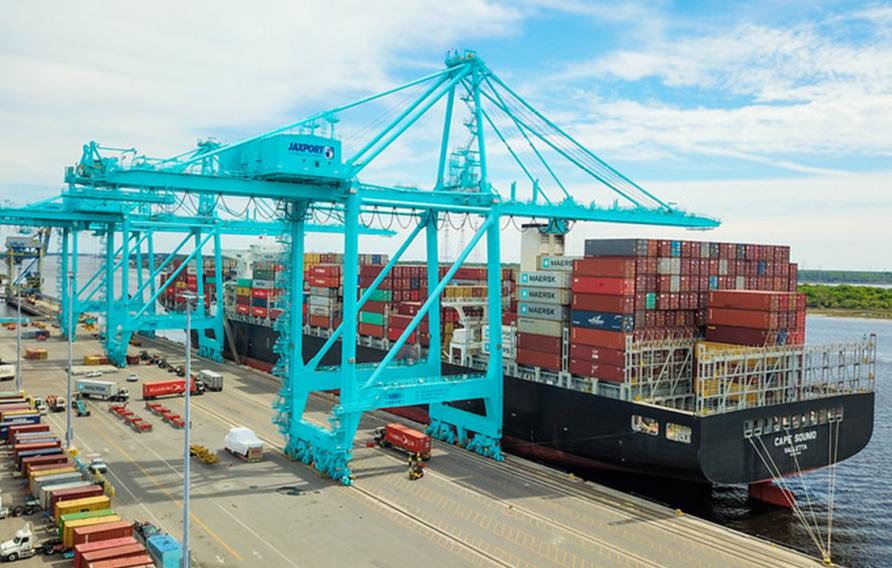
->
[774, 430, 818, 456]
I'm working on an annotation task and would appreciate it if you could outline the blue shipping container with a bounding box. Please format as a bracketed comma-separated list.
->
[571, 310, 634, 332]
[0, 414, 41, 437]
[147, 534, 183, 568]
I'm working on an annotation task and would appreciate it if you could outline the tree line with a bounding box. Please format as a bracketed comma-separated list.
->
[799, 284, 892, 311]
[798, 270, 892, 284]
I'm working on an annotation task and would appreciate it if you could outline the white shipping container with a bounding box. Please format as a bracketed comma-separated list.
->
[516, 317, 564, 337]
[537, 255, 579, 272]
[518, 271, 571, 289]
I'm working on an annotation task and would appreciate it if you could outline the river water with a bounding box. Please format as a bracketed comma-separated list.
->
[17, 257, 892, 566]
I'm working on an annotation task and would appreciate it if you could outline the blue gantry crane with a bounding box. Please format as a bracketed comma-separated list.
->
[51, 50, 717, 483]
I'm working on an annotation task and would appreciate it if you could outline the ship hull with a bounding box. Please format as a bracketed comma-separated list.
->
[217, 319, 874, 485]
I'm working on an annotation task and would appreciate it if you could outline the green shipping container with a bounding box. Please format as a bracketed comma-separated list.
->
[58, 509, 116, 537]
[645, 292, 657, 310]
[361, 288, 393, 302]
[237, 278, 252, 287]
[359, 311, 386, 326]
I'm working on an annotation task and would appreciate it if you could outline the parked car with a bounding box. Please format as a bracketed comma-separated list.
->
[88, 457, 108, 474]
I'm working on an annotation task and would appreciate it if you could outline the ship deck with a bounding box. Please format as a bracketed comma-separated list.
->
[0, 323, 824, 567]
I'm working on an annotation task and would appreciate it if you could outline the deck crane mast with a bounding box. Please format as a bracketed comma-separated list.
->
[62, 50, 718, 484]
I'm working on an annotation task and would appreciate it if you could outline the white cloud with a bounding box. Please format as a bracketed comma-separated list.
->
[0, 1, 522, 198]
[540, 15, 892, 168]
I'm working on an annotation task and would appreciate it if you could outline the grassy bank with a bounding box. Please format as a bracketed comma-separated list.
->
[800, 284, 892, 320]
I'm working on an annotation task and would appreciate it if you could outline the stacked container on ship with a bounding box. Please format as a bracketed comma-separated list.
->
[159, 230, 875, 499]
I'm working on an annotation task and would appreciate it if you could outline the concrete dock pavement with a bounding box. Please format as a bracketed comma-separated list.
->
[0, 324, 822, 567]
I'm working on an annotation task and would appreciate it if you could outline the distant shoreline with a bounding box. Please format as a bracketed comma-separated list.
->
[807, 308, 892, 320]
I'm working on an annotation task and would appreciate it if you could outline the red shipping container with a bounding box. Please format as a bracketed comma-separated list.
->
[517, 333, 562, 353]
[707, 307, 779, 330]
[502, 312, 517, 326]
[13, 440, 61, 459]
[74, 537, 139, 568]
[20, 453, 66, 474]
[307, 315, 331, 329]
[25, 461, 73, 477]
[88, 554, 153, 568]
[568, 344, 625, 367]
[251, 288, 270, 299]
[235, 304, 250, 315]
[358, 323, 385, 338]
[308, 276, 340, 288]
[309, 264, 341, 277]
[705, 325, 779, 346]
[50, 485, 104, 517]
[382, 423, 431, 458]
[570, 327, 627, 350]
[80, 544, 146, 567]
[387, 327, 417, 343]
[72, 520, 134, 548]
[515, 349, 562, 371]
[8, 423, 49, 443]
[362, 300, 388, 314]
[573, 258, 636, 278]
[572, 277, 635, 296]
[251, 306, 268, 318]
[571, 293, 635, 314]
[360, 265, 386, 277]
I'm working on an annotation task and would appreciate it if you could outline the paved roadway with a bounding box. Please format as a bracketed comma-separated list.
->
[0, 325, 822, 567]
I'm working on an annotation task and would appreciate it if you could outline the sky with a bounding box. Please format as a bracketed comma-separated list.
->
[0, 1, 890, 269]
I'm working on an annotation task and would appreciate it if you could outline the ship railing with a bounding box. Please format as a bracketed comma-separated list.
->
[693, 334, 877, 415]
[624, 336, 696, 409]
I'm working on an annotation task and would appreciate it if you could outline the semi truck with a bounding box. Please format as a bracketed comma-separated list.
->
[142, 378, 205, 400]
[75, 380, 129, 402]
[198, 370, 223, 392]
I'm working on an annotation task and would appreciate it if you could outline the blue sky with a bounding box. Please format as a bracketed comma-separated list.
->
[0, 1, 889, 269]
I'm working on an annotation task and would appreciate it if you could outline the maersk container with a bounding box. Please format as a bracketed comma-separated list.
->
[519, 271, 571, 289]
[146, 533, 183, 568]
[518, 286, 571, 305]
[518, 302, 570, 322]
[537, 255, 579, 272]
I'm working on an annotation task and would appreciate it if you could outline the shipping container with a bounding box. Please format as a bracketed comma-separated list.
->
[80, 544, 147, 568]
[62, 516, 122, 549]
[568, 344, 626, 367]
[518, 271, 572, 289]
[87, 553, 154, 568]
[518, 287, 572, 305]
[537, 255, 579, 272]
[705, 325, 783, 346]
[518, 302, 570, 321]
[573, 258, 637, 278]
[569, 327, 627, 350]
[20, 452, 67, 474]
[379, 423, 431, 459]
[516, 333, 562, 353]
[142, 378, 200, 400]
[0, 416, 43, 439]
[516, 317, 564, 338]
[571, 277, 635, 296]
[570, 310, 634, 332]
[571, 293, 635, 314]
[584, 238, 653, 257]
[40, 482, 95, 510]
[74, 536, 140, 568]
[29, 466, 78, 493]
[55, 495, 112, 523]
[707, 307, 782, 330]
[72, 519, 134, 548]
[516, 349, 562, 371]
[568, 360, 625, 383]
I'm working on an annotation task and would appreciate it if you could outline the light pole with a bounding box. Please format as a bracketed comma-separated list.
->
[65, 272, 74, 449]
[15, 283, 21, 392]
[181, 291, 196, 568]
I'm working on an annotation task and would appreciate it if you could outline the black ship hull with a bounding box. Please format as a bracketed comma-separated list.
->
[217, 319, 874, 485]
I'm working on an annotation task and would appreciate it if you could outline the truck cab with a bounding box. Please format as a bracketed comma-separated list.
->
[0, 523, 37, 561]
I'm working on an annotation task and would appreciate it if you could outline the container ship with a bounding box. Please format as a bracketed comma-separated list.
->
[158, 228, 876, 503]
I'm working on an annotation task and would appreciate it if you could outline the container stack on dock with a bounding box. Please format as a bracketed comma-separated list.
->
[0, 392, 158, 564]
[307, 259, 344, 330]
